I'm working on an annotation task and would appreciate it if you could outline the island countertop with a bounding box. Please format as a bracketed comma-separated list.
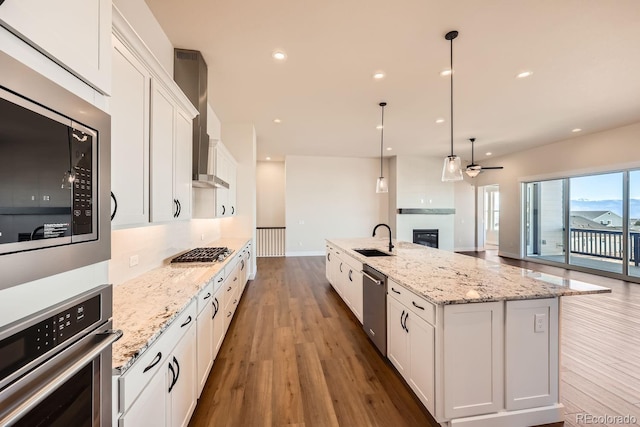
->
[327, 237, 611, 305]
[112, 237, 250, 374]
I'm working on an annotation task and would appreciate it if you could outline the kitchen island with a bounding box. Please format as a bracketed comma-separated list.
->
[326, 237, 610, 427]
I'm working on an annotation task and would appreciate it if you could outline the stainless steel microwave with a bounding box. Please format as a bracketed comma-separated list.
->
[0, 51, 111, 290]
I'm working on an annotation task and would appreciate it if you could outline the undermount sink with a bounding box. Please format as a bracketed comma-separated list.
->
[353, 248, 392, 257]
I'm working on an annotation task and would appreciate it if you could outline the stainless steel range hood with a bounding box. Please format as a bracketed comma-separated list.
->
[174, 48, 228, 189]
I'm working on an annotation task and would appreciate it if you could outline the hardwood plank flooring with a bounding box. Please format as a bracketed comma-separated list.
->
[190, 257, 436, 427]
[191, 254, 640, 427]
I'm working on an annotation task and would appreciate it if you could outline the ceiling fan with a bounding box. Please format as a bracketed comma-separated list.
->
[465, 138, 504, 178]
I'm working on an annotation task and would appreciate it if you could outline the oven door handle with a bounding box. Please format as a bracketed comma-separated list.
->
[0, 329, 122, 426]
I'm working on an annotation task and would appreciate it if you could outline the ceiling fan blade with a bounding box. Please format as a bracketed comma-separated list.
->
[481, 166, 504, 170]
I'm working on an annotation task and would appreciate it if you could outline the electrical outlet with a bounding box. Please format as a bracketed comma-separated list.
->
[201, 234, 205, 241]
[129, 255, 139, 267]
[534, 313, 546, 333]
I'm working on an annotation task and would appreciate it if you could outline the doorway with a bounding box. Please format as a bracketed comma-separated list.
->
[478, 185, 500, 257]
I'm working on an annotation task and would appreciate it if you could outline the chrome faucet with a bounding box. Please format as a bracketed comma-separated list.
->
[372, 223, 394, 252]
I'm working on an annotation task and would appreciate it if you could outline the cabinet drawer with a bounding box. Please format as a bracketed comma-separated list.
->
[388, 280, 436, 325]
[119, 300, 196, 412]
[197, 281, 214, 315]
[212, 268, 226, 293]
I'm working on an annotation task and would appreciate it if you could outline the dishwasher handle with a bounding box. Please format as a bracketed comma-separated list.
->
[362, 271, 384, 286]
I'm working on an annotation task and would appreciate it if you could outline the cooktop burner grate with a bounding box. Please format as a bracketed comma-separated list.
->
[171, 247, 232, 263]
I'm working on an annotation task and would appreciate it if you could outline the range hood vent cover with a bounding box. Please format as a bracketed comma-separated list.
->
[174, 48, 224, 188]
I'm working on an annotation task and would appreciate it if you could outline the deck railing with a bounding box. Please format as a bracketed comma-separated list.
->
[256, 227, 286, 257]
[570, 228, 640, 266]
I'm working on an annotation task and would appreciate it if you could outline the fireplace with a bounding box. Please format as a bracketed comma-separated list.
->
[413, 229, 439, 248]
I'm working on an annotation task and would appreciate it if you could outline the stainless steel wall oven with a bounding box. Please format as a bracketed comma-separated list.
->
[0, 285, 121, 426]
[0, 51, 111, 290]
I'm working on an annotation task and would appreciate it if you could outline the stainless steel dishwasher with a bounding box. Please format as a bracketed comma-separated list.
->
[362, 264, 387, 355]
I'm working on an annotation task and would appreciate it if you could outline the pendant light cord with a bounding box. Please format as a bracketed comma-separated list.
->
[449, 36, 454, 158]
[380, 104, 385, 176]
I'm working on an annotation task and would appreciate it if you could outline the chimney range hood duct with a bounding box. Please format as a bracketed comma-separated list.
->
[174, 48, 228, 189]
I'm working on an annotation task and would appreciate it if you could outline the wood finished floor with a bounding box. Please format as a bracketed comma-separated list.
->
[190, 254, 640, 427]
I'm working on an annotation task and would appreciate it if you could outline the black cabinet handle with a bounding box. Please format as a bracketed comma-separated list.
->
[391, 287, 401, 295]
[222, 205, 226, 215]
[218, 277, 224, 283]
[403, 312, 409, 333]
[412, 301, 425, 311]
[348, 270, 353, 281]
[177, 199, 182, 217]
[231, 206, 235, 214]
[400, 310, 405, 331]
[203, 292, 211, 300]
[241, 260, 245, 271]
[227, 286, 232, 291]
[180, 315, 192, 327]
[168, 361, 176, 392]
[173, 199, 178, 218]
[173, 356, 180, 387]
[327, 253, 331, 261]
[339, 262, 343, 273]
[227, 311, 232, 318]
[143, 351, 162, 373]
[0, 1, 6, 6]
[212, 297, 219, 319]
[110, 192, 118, 221]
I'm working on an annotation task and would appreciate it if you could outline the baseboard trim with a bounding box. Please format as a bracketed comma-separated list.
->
[498, 251, 521, 260]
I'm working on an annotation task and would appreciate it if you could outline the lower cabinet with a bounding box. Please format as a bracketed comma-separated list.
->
[119, 304, 197, 427]
[196, 285, 214, 396]
[212, 285, 226, 357]
[324, 245, 363, 323]
[387, 288, 436, 414]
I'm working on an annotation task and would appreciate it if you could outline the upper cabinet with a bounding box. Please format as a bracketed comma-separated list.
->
[214, 142, 237, 217]
[111, 6, 197, 228]
[0, 0, 112, 94]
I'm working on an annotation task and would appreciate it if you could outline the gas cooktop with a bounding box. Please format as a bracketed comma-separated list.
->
[171, 247, 233, 263]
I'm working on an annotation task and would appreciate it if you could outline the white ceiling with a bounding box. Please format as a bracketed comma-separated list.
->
[145, 0, 640, 163]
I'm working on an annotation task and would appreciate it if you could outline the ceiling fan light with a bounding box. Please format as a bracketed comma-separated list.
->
[442, 155, 463, 181]
[465, 166, 481, 178]
[376, 176, 388, 193]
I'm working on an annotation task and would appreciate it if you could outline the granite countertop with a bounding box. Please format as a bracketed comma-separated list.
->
[112, 237, 250, 374]
[327, 237, 611, 305]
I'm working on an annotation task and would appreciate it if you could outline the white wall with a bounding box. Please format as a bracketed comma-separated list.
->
[454, 180, 476, 251]
[285, 156, 389, 255]
[474, 121, 640, 259]
[257, 161, 286, 227]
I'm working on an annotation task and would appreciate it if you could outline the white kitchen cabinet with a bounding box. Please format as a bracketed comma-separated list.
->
[118, 362, 167, 427]
[168, 322, 197, 427]
[118, 303, 197, 427]
[214, 142, 237, 217]
[196, 284, 214, 396]
[212, 285, 225, 358]
[325, 245, 363, 323]
[387, 296, 409, 377]
[0, 0, 112, 94]
[150, 81, 192, 222]
[110, 36, 150, 228]
[407, 311, 435, 414]
[443, 301, 503, 420]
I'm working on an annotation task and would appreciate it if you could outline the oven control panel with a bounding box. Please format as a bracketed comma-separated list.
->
[0, 295, 101, 386]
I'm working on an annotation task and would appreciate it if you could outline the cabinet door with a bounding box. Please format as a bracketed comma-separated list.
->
[119, 366, 167, 427]
[216, 187, 229, 217]
[212, 286, 225, 358]
[227, 161, 237, 215]
[174, 110, 192, 220]
[346, 266, 363, 322]
[443, 302, 504, 419]
[196, 304, 214, 396]
[387, 296, 409, 377]
[407, 313, 435, 413]
[168, 323, 197, 427]
[325, 247, 332, 284]
[111, 37, 150, 227]
[0, 0, 111, 93]
[150, 82, 176, 222]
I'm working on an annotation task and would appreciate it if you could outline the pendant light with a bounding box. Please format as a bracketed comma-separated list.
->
[441, 30, 463, 182]
[376, 102, 389, 193]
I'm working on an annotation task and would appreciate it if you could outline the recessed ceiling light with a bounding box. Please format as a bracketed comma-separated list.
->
[435, 118, 445, 124]
[272, 50, 287, 61]
[516, 71, 533, 79]
[485, 152, 492, 156]
[266, 156, 271, 160]
[386, 147, 392, 151]
[572, 128, 582, 133]
[373, 71, 385, 79]
[440, 69, 453, 77]
[273, 118, 282, 124]
[376, 125, 383, 130]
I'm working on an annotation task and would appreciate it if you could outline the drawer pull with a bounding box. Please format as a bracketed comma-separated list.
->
[412, 301, 425, 310]
[227, 286, 232, 291]
[227, 311, 232, 318]
[203, 292, 212, 300]
[180, 315, 192, 328]
[339, 262, 343, 273]
[348, 270, 353, 281]
[400, 310, 405, 331]
[212, 298, 219, 319]
[218, 277, 224, 283]
[391, 287, 401, 295]
[143, 351, 162, 373]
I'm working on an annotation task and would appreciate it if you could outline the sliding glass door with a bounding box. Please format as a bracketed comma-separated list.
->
[524, 169, 640, 282]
